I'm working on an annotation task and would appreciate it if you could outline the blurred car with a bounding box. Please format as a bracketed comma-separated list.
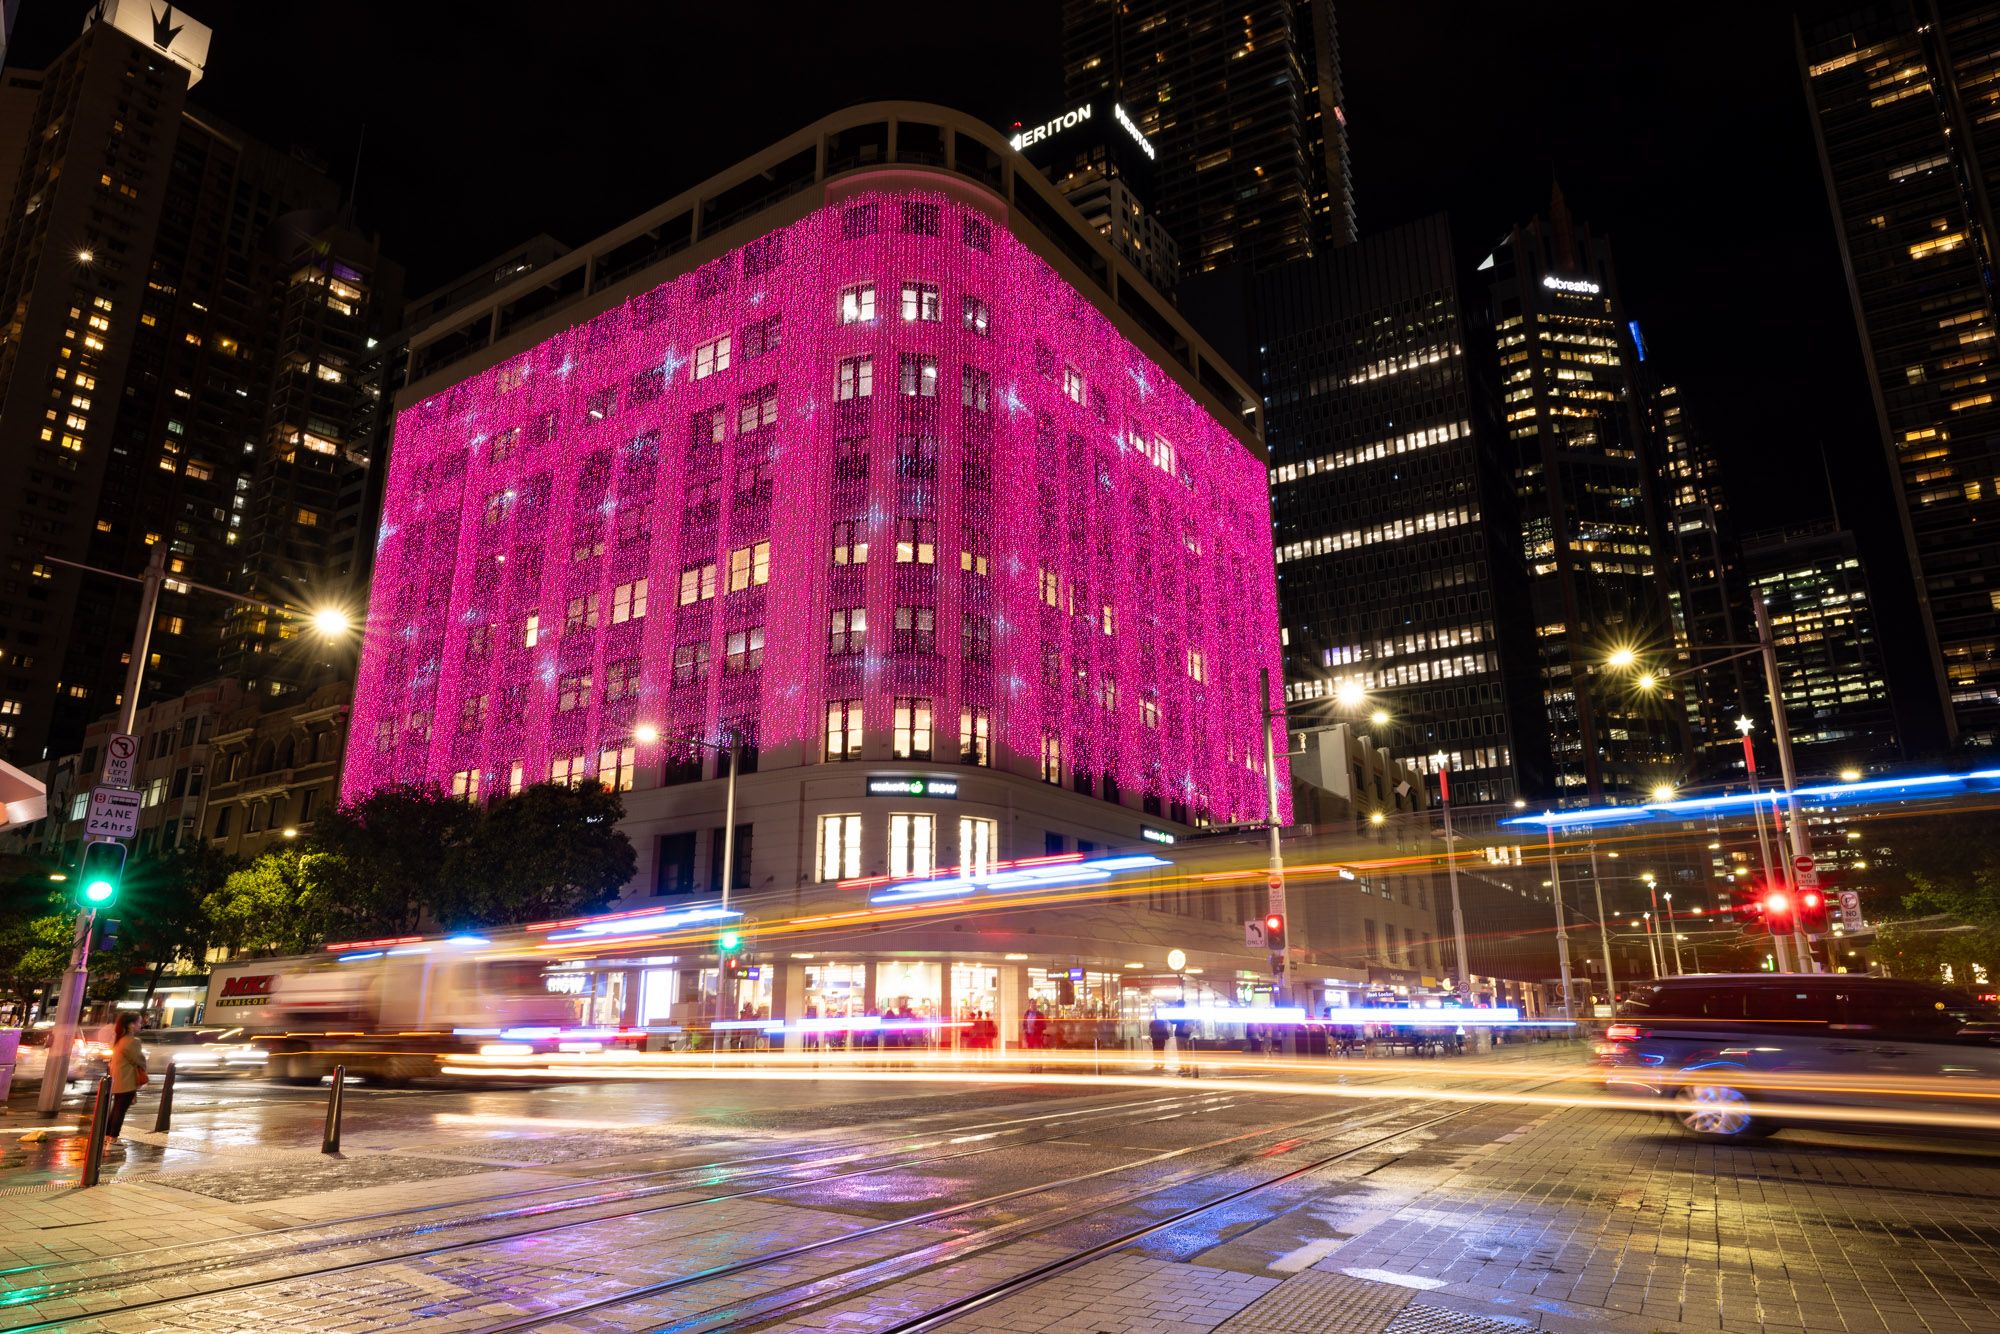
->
[145, 1026, 268, 1076]
[1600, 974, 2000, 1140]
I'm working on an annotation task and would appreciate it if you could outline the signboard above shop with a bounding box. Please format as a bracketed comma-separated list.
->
[867, 776, 959, 798]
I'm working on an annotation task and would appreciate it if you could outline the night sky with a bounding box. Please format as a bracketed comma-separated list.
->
[9, 2, 1933, 743]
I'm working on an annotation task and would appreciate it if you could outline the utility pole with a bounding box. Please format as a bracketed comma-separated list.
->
[1587, 841, 1615, 1011]
[1542, 823, 1575, 1018]
[39, 545, 162, 1115]
[1438, 759, 1470, 1004]
[1259, 668, 1290, 1009]
[715, 732, 741, 1024]
[1753, 590, 1816, 971]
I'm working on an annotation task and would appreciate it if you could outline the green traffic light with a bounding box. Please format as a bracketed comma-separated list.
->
[718, 930, 742, 952]
[84, 879, 115, 904]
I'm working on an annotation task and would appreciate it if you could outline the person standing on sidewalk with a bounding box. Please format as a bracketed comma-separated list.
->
[105, 1013, 149, 1135]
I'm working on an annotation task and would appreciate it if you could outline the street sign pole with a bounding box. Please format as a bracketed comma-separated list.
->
[38, 546, 161, 1113]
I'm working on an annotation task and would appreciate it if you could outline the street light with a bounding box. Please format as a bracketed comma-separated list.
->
[1636, 672, 1659, 692]
[633, 723, 661, 745]
[1839, 768, 1861, 782]
[310, 607, 353, 639]
[76, 247, 95, 264]
[1369, 811, 1386, 826]
[1368, 708, 1390, 727]
[1650, 784, 1675, 802]
[1607, 647, 1638, 669]
[1334, 679, 1367, 711]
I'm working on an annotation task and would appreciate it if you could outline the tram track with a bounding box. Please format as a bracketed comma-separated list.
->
[0, 1086, 1241, 1328]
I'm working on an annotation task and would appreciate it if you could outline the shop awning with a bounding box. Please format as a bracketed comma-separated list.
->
[0, 758, 46, 830]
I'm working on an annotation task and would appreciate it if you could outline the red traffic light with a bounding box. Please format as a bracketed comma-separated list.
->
[1762, 890, 1792, 917]
[1263, 913, 1286, 951]
[1263, 913, 1283, 932]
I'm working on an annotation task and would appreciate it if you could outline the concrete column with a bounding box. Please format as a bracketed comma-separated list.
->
[863, 960, 879, 1014]
[775, 962, 806, 1054]
[998, 965, 1023, 1052]
[939, 962, 956, 1052]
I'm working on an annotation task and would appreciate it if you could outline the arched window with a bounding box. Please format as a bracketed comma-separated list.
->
[254, 742, 275, 775]
[278, 738, 296, 771]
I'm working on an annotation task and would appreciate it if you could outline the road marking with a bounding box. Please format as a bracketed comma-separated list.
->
[1271, 1236, 1348, 1272]
[1345, 1267, 1447, 1290]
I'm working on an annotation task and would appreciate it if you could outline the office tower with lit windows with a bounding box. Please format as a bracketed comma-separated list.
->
[1481, 192, 1688, 798]
[1799, 4, 2000, 749]
[0, 3, 400, 762]
[1742, 522, 1900, 773]
[1649, 377, 1754, 780]
[1060, 0, 1354, 275]
[1182, 215, 1551, 805]
[1008, 100, 1179, 293]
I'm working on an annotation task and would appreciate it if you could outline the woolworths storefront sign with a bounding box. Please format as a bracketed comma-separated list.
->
[867, 777, 959, 798]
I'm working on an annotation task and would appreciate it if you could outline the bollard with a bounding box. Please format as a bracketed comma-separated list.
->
[79, 1076, 112, 1189]
[151, 1062, 178, 1134]
[320, 1064, 345, 1155]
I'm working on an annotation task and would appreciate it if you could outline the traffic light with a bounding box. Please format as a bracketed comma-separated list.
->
[1798, 889, 1829, 933]
[92, 917, 122, 953]
[77, 840, 126, 907]
[1760, 889, 1793, 929]
[723, 954, 744, 978]
[1263, 913, 1286, 952]
[718, 929, 743, 955]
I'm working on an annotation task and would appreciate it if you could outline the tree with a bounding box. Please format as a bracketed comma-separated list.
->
[115, 842, 238, 1009]
[453, 780, 635, 927]
[311, 784, 481, 936]
[1868, 816, 2000, 984]
[0, 913, 75, 1014]
[203, 850, 342, 958]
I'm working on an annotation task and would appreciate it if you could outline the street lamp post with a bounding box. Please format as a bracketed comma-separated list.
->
[1586, 841, 1616, 1011]
[1542, 823, 1575, 1018]
[1259, 668, 1290, 1011]
[1663, 893, 1685, 975]
[1437, 757, 1471, 1006]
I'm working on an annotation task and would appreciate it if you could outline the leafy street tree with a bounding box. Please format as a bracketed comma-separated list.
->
[310, 784, 482, 936]
[203, 848, 343, 958]
[449, 780, 636, 928]
[113, 842, 239, 1008]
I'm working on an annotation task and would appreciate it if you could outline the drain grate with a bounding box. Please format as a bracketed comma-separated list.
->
[1384, 1302, 1535, 1333]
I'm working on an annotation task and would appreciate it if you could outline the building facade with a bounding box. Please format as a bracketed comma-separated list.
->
[1008, 99, 1179, 292]
[203, 681, 349, 862]
[1184, 215, 1552, 807]
[0, 5, 398, 765]
[1799, 3, 2000, 749]
[1060, 0, 1354, 274]
[343, 107, 1295, 1027]
[1482, 196, 1689, 798]
[1743, 523, 1900, 774]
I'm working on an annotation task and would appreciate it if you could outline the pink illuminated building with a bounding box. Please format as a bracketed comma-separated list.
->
[345, 107, 1284, 1025]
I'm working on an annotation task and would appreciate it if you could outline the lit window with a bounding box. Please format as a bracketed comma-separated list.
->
[1041, 733, 1062, 783]
[459, 695, 489, 733]
[1063, 365, 1085, 404]
[832, 519, 868, 565]
[598, 745, 636, 792]
[508, 761, 525, 795]
[725, 626, 766, 673]
[963, 295, 990, 335]
[728, 541, 772, 590]
[840, 283, 876, 323]
[450, 769, 481, 801]
[961, 365, 990, 411]
[893, 697, 933, 759]
[612, 578, 648, 623]
[605, 657, 641, 700]
[585, 386, 616, 422]
[1100, 605, 1116, 636]
[837, 355, 874, 399]
[825, 698, 864, 759]
[895, 518, 935, 564]
[899, 354, 939, 397]
[960, 547, 989, 577]
[888, 812, 936, 879]
[893, 605, 936, 654]
[960, 707, 990, 767]
[829, 607, 866, 655]
[551, 754, 588, 787]
[679, 563, 717, 604]
[524, 613, 541, 647]
[959, 817, 996, 876]
[1187, 649, 1207, 683]
[1141, 697, 1161, 729]
[557, 673, 592, 712]
[901, 282, 941, 322]
[693, 334, 731, 380]
[565, 593, 600, 633]
[817, 813, 863, 881]
[738, 383, 778, 433]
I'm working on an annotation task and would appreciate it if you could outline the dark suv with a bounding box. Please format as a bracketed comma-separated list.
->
[1600, 974, 2000, 1140]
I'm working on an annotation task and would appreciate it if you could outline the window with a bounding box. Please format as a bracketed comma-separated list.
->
[679, 563, 717, 604]
[459, 695, 489, 733]
[599, 745, 636, 792]
[825, 698, 864, 759]
[960, 707, 990, 766]
[963, 295, 990, 335]
[693, 334, 730, 380]
[894, 605, 936, 653]
[961, 613, 990, 662]
[1187, 649, 1207, 683]
[1041, 733, 1062, 783]
[673, 641, 710, 685]
[899, 354, 939, 397]
[960, 545, 989, 577]
[961, 365, 990, 410]
[612, 579, 648, 623]
[742, 313, 782, 360]
[1063, 365, 1085, 404]
[959, 817, 996, 876]
[837, 355, 874, 399]
[818, 814, 864, 881]
[565, 593, 601, 633]
[558, 673, 592, 712]
[656, 831, 698, 895]
[893, 697, 933, 759]
[483, 489, 514, 526]
[451, 769, 481, 801]
[605, 657, 641, 701]
[524, 613, 541, 647]
[895, 518, 935, 564]
[738, 383, 778, 433]
[728, 541, 772, 590]
[693, 406, 726, 447]
[843, 204, 878, 238]
[834, 434, 869, 481]
[626, 367, 665, 407]
[585, 386, 616, 422]
[1141, 697, 1161, 729]
[735, 458, 774, 501]
[903, 200, 941, 235]
[829, 607, 866, 655]
[840, 283, 876, 324]
[1100, 605, 1116, 636]
[832, 519, 869, 565]
[725, 626, 766, 673]
[552, 753, 588, 786]
[508, 760, 526, 794]
[901, 282, 941, 322]
[889, 812, 936, 879]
